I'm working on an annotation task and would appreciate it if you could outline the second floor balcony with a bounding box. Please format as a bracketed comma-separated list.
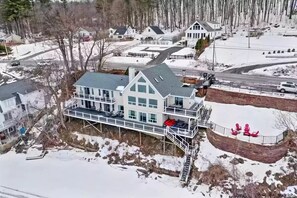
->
[163, 100, 203, 118]
[74, 92, 116, 104]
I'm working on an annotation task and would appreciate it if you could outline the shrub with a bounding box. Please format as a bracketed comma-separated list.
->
[288, 49, 291, 52]
[0, 44, 12, 54]
[292, 48, 295, 52]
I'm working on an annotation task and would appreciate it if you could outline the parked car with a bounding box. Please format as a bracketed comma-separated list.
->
[37, 60, 53, 66]
[10, 60, 20, 67]
[277, 82, 297, 93]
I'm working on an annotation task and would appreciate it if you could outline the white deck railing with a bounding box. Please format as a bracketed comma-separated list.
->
[74, 93, 115, 104]
[164, 102, 203, 118]
[65, 108, 200, 138]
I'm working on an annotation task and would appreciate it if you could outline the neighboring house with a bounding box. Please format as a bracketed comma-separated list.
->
[0, 34, 22, 44]
[141, 26, 165, 40]
[185, 21, 221, 47]
[0, 80, 46, 151]
[65, 63, 211, 151]
[109, 26, 136, 40]
[76, 28, 96, 41]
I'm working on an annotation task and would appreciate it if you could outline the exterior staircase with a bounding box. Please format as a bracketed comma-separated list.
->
[165, 127, 194, 184]
[179, 154, 193, 184]
[165, 126, 189, 153]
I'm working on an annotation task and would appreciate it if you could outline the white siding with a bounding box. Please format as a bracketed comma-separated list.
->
[123, 73, 165, 127]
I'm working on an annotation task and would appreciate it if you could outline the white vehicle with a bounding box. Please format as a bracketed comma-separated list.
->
[277, 82, 297, 93]
[37, 60, 53, 66]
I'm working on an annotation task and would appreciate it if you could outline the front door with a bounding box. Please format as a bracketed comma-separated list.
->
[85, 101, 91, 109]
[104, 104, 110, 112]
[139, 112, 147, 123]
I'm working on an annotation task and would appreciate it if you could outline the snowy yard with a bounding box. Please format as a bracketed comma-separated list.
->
[2, 41, 58, 60]
[246, 63, 297, 79]
[206, 101, 288, 137]
[200, 28, 297, 69]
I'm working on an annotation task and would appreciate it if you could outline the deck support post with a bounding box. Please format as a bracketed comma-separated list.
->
[100, 123, 102, 132]
[118, 127, 121, 139]
[139, 132, 142, 146]
[163, 136, 166, 154]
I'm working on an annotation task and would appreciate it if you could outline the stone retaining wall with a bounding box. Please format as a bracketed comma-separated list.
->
[205, 88, 297, 112]
[206, 129, 289, 163]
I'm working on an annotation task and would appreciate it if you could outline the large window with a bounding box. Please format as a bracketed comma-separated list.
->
[98, 89, 101, 96]
[148, 114, 157, 123]
[139, 112, 147, 123]
[149, 99, 158, 108]
[138, 98, 146, 107]
[138, 77, 146, 83]
[149, 86, 155, 94]
[129, 110, 136, 119]
[130, 84, 136, 91]
[128, 96, 136, 105]
[138, 85, 146, 93]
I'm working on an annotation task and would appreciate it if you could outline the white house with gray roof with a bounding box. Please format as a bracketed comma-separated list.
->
[66, 64, 210, 142]
[65, 63, 211, 183]
[185, 20, 221, 47]
[109, 26, 136, 40]
[0, 80, 46, 150]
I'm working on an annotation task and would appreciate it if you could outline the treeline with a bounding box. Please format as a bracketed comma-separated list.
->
[0, 0, 296, 37]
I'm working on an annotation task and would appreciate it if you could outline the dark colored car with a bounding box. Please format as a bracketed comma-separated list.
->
[10, 60, 20, 67]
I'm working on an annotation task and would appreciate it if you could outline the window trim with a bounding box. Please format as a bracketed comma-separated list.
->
[128, 96, 136, 105]
[138, 84, 146, 93]
[128, 110, 136, 119]
[148, 113, 157, 123]
[138, 98, 147, 107]
[149, 99, 158, 108]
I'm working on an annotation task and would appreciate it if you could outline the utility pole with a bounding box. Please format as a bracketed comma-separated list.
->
[248, 21, 251, 48]
[212, 33, 216, 71]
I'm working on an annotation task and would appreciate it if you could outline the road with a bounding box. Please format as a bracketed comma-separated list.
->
[147, 46, 183, 65]
[223, 60, 297, 74]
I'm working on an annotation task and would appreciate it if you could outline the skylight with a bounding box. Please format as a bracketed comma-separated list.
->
[159, 75, 164, 80]
[154, 78, 159, 83]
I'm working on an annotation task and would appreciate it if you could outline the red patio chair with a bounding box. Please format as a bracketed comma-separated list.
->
[235, 123, 242, 131]
[244, 124, 250, 133]
[231, 128, 239, 136]
[243, 131, 251, 136]
[251, 131, 259, 137]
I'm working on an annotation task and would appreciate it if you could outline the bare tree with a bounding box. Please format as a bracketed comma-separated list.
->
[275, 111, 297, 132]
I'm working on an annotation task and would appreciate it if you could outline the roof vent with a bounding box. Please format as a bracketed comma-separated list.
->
[154, 78, 159, 83]
[159, 75, 164, 81]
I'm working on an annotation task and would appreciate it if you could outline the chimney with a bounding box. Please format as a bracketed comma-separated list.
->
[129, 67, 135, 82]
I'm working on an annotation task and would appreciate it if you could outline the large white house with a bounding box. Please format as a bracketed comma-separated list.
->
[65, 63, 211, 183]
[0, 80, 45, 151]
[65, 64, 210, 146]
[185, 21, 221, 47]
[109, 26, 136, 40]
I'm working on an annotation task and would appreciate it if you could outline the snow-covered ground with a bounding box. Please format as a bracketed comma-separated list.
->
[246, 63, 297, 79]
[33, 40, 139, 61]
[164, 58, 198, 68]
[206, 101, 288, 136]
[0, 131, 226, 198]
[0, 149, 194, 198]
[200, 27, 297, 69]
[195, 136, 295, 186]
[2, 41, 58, 60]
